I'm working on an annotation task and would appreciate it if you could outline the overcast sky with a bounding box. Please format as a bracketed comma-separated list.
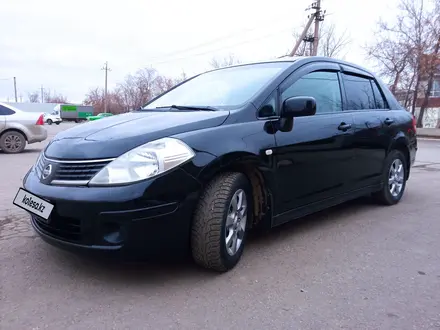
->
[0, 0, 399, 103]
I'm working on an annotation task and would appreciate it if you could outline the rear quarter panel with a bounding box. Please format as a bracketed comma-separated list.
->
[5, 112, 47, 142]
[388, 109, 417, 167]
[374, 75, 417, 167]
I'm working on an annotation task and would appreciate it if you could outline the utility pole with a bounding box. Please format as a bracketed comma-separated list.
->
[40, 85, 44, 103]
[13, 77, 17, 102]
[289, 0, 325, 57]
[312, 0, 323, 56]
[289, 14, 315, 56]
[101, 61, 111, 113]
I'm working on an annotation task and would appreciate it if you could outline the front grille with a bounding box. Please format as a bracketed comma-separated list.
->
[53, 161, 110, 181]
[36, 155, 113, 184]
[32, 213, 82, 242]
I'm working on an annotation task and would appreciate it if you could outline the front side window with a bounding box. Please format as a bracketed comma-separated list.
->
[281, 71, 342, 114]
[143, 62, 292, 110]
[343, 73, 376, 110]
[0, 105, 15, 115]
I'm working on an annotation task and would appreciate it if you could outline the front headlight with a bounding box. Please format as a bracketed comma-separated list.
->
[88, 137, 195, 186]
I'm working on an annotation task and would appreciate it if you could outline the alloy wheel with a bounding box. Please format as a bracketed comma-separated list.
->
[225, 189, 247, 256]
[388, 158, 405, 197]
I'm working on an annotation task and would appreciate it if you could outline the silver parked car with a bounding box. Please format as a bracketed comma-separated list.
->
[0, 102, 48, 154]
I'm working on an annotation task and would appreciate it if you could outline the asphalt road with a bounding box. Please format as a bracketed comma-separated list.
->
[1, 124, 440, 330]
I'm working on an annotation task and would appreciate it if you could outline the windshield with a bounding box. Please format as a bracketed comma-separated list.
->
[143, 62, 291, 110]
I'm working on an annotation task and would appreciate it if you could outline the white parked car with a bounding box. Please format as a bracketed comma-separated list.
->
[43, 112, 62, 125]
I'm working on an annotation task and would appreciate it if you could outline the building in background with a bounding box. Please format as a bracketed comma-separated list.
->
[390, 55, 440, 128]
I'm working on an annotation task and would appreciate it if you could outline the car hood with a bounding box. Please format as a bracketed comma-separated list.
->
[44, 110, 230, 159]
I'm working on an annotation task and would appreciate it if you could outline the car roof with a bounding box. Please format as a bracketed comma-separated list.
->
[213, 56, 375, 77]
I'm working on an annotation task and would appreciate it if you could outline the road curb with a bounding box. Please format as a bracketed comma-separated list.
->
[417, 135, 440, 140]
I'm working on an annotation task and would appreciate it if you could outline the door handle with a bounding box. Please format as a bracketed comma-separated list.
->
[338, 122, 352, 131]
[384, 118, 394, 125]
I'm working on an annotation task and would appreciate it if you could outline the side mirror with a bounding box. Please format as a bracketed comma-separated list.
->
[281, 96, 316, 118]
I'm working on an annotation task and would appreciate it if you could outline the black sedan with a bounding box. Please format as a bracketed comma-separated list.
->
[13, 56, 417, 272]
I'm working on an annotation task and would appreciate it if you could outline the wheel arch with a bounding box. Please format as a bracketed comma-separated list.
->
[197, 151, 275, 230]
[0, 127, 28, 141]
[388, 134, 411, 180]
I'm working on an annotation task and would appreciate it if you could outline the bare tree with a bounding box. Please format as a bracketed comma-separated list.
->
[365, 0, 439, 127]
[43, 88, 68, 103]
[153, 75, 175, 96]
[173, 71, 188, 85]
[210, 54, 241, 69]
[365, 31, 412, 95]
[290, 21, 351, 58]
[116, 67, 159, 110]
[27, 91, 40, 103]
[84, 87, 126, 114]
[84, 69, 192, 113]
[319, 22, 351, 58]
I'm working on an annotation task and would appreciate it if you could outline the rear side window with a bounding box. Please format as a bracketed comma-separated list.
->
[281, 71, 342, 114]
[0, 105, 15, 115]
[371, 81, 389, 109]
[343, 73, 376, 110]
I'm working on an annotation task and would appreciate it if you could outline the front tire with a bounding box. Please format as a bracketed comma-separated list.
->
[191, 172, 252, 272]
[47, 119, 53, 125]
[373, 150, 407, 205]
[0, 131, 26, 154]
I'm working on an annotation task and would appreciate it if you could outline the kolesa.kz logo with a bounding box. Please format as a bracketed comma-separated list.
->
[22, 194, 46, 213]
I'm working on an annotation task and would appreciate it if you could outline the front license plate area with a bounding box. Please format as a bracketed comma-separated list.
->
[13, 188, 54, 221]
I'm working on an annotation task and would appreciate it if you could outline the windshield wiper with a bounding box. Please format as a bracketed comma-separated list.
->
[155, 105, 218, 111]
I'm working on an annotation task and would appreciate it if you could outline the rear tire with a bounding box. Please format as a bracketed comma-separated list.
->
[56, 122, 60, 125]
[191, 172, 252, 272]
[0, 131, 26, 154]
[372, 149, 407, 205]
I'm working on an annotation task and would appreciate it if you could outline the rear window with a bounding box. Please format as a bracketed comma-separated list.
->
[371, 81, 389, 109]
[343, 74, 376, 110]
[0, 105, 15, 115]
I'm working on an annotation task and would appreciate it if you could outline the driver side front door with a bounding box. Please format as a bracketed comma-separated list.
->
[271, 63, 356, 225]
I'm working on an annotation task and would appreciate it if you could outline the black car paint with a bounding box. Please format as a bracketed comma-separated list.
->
[44, 110, 230, 159]
[22, 56, 417, 259]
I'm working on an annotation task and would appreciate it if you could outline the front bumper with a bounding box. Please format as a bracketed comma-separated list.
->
[23, 166, 201, 260]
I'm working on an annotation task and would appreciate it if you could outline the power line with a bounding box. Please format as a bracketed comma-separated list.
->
[143, 12, 299, 64]
[148, 26, 293, 66]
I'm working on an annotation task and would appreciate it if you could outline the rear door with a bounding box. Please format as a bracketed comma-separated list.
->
[272, 62, 356, 219]
[340, 67, 393, 190]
